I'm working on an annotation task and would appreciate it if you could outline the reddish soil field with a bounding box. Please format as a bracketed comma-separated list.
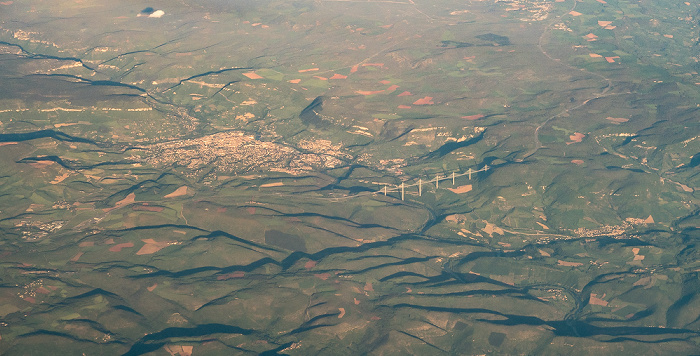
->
[315, 273, 331, 280]
[217, 271, 245, 280]
[413, 96, 434, 105]
[109, 242, 134, 252]
[242, 72, 263, 79]
[568, 132, 585, 143]
[70, 252, 84, 262]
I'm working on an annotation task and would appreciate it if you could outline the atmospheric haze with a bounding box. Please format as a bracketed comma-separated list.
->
[0, 0, 698, 355]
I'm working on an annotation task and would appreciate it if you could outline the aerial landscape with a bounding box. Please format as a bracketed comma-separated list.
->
[0, 0, 698, 354]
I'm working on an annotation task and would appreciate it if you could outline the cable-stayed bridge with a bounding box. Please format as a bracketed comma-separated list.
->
[265, 165, 489, 203]
[374, 164, 489, 201]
